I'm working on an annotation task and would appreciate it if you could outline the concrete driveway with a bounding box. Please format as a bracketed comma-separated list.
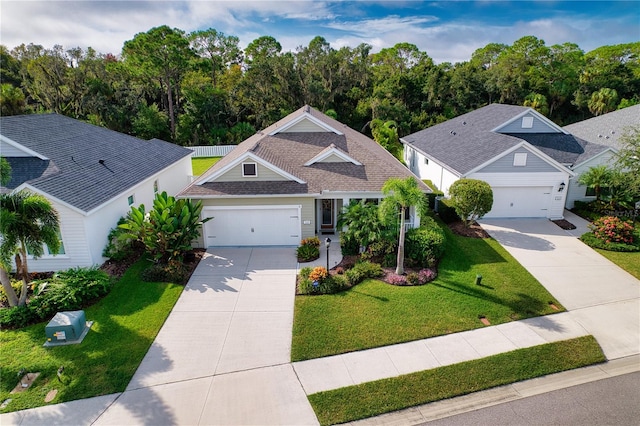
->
[3, 247, 319, 426]
[480, 213, 640, 360]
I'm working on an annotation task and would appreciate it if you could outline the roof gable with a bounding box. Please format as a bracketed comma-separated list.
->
[492, 108, 567, 134]
[269, 111, 343, 135]
[200, 151, 305, 184]
[468, 141, 575, 176]
[304, 144, 362, 166]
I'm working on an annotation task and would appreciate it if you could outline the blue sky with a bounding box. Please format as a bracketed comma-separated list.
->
[2, 1, 638, 64]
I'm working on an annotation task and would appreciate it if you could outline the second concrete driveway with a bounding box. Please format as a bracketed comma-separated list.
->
[94, 247, 319, 425]
[480, 214, 640, 360]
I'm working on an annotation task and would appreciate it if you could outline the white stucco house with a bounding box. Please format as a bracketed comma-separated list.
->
[178, 105, 431, 247]
[401, 104, 619, 219]
[563, 104, 639, 208]
[0, 114, 193, 272]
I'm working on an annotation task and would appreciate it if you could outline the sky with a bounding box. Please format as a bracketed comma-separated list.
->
[1, 1, 639, 64]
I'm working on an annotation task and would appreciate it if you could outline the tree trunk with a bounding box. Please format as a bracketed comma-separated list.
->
[17, 247, 29, 306]
[166, 78, 176, 140]
[0, 266, 19, 307]
[396, 208, 406, 275]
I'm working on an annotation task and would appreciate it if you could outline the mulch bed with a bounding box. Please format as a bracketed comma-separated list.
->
[447, 220, 491, 238]
[100, 248, 206, 283]
[551, 219, 577, 230]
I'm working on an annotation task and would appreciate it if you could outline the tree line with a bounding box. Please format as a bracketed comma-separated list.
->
[1, 25, 638, 145]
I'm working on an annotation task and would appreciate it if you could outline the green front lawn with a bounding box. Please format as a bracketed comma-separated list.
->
[309, 336, 605, 425]
[292, 227, 563, 361]
[192, 156, 221, 175]
[0, 260, 183, 413]
[595, 249, 640, 280]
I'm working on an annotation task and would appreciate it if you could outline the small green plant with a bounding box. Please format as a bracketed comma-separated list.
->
[301, 236, 320, 247]
[344, 261, 383, 286]
[297, 244, 320, 262]
[297, 267, 349, 295]
[588, 216, 635, 244]
[404, 221, 446, 268]
[580, 232, 639, 252]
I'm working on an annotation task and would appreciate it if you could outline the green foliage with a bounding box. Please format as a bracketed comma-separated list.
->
[370, 119, 403, 161]
[436, 197, 460, 223]
[296, 244, 320, 262]
[0, 267, 112, 329]
[103, 216, 140, 261]
[577, 165, 613, 201]
[586, 216, 636, 247]
[580, 232, 639, 252]
[344, 261, 384, 286]
[297, 266, 349, 295]
[0, 157, 11, 186]
[448, 179, 494, 226]
[338, 200, 392, 253]
[404, 220, 446, 268]
[120, 191, 210, 265]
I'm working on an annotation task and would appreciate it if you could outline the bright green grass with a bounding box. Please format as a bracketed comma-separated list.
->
[192, 157, 221, 175]
[595, 249, 640, 280]
[292, 227, 563, 361]
[309, 336, 605, 425]
[0, 260, 183, 413]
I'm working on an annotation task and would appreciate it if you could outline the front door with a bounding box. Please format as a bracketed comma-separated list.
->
[321, 199, 334, 233]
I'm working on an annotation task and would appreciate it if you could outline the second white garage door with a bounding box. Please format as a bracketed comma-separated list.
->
[485, 186, 552, 218]
[203, 205, 301, 246]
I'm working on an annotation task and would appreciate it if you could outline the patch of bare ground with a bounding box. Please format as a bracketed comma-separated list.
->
[448, 220, 491, 238]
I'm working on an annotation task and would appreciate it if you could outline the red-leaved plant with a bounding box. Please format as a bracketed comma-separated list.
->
[589, 216, 635, 244]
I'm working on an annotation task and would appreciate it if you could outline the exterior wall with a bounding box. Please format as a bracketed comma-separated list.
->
[0, 140, 32, 157]
[477, 148, 558, 173]
[215, 162, 288, 182]
[196, 196, 316, 247]
[566, 151, 617, 209]
[405, 146, 459, 195]
[497, 115, 559, 134]
[469, 171, 570, 219]
[319, 153, 345, 163]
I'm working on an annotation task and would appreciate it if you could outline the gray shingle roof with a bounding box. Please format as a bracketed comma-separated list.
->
[402, 103, 611, 174]
[563, 105, 640, 149]
[180, 106, 429, 198]
[0, 114, 192, 212]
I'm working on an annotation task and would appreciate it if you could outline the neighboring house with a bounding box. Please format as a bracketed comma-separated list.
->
[401, 104, 616, 219]
[0, 114, 193, 272]
[178, 105, 431, 247]
[563, 105, 640, 208]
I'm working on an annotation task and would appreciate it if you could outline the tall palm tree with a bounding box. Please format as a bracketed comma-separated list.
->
[578, 165, 612, 201]
[0, 190, 60, 306]
[379, 177, 427, 275]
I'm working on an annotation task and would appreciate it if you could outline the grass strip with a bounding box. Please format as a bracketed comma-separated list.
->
[594, 248, 640, 280]
[0, 259, 183, 413]
[191, 157, 220, 175]
[308, 336, 605, 425]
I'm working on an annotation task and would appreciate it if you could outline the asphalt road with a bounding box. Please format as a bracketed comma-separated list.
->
[423, 372, 640, 426]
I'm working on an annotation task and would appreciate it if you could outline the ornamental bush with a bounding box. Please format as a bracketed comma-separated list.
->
[405, 222, 446, 268]
[344, 261, 384, 286]
[588, 216, 635, 245]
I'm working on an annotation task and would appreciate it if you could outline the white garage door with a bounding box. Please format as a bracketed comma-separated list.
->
[485, 186, 552, 218]
[203, 206, 301, 246]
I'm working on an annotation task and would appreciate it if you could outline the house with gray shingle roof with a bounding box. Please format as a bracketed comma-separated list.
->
[0, 114, 193, 271]
[401, 104, 619, 219]
[563, 105, 639, 208]
[178, 105, 430, 247]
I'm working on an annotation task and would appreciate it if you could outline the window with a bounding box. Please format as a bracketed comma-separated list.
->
[585, 187, 596, 197]
[242, 162, 257, 177]
[153, 180, 159, 194]
[424, 158, 429, 165]
[513, 153, 527, 167]
[521, 117, 534, 128]
[27, 231, 65, 256]
[128, 195, 135, 205]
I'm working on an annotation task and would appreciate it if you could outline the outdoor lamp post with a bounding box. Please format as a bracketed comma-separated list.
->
[325, 238, 331, 270]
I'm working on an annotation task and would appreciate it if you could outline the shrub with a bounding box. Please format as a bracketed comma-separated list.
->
[103, 215, 141, 261]
[300, 236, 320, 247]
[345, 261, 384, 286]
[423, 180, 444, 209]
[405, 224, 446, 268]
[406, 272, 420, 285]
[340, 233, 361, 256]
[386, 273, 407, 285]
[297, 271, 349, 295]
[418, 268, 438, 283]
[309, 266, 329, 282]
[580, 232, 639, 252]
[448, 179, 494, 226]
[362, 239, 397, 264]
[588, 216, 635, 245]
[297, 244, 320, 262]
[437, 198, 459, 224]
[0, 305, 34, 329]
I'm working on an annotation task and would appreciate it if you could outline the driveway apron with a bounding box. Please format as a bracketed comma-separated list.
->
[479, 215, 640, 360]
[95, 247, 319, 425]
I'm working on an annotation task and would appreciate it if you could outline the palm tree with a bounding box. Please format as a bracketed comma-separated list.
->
[578, 165, 612, 201]
[379, 177, 427, 275]
[0, 190, 60, 306]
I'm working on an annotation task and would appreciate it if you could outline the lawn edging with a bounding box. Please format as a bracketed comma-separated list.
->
[308, 335, 605, 425]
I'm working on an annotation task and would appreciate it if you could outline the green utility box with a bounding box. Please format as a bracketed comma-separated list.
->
[45, 310, 86, 343]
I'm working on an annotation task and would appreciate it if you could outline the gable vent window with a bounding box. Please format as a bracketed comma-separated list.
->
[513, 153, 527, 167]
[424, 158, 429, 165]
[521, 117, 534, 129]
[242, 162, 257, 177]
[128, 195, 135, 205]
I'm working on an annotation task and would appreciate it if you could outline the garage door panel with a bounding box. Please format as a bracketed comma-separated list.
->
[203, 206, 301, 246]
[485, 186, 552, 218]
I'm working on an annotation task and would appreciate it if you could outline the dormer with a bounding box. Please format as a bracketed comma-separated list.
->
[304, 144, 362, 166]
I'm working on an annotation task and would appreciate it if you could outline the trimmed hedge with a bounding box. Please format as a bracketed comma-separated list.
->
[580, 232, 640, 252]
[436, 197, 460, 224]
